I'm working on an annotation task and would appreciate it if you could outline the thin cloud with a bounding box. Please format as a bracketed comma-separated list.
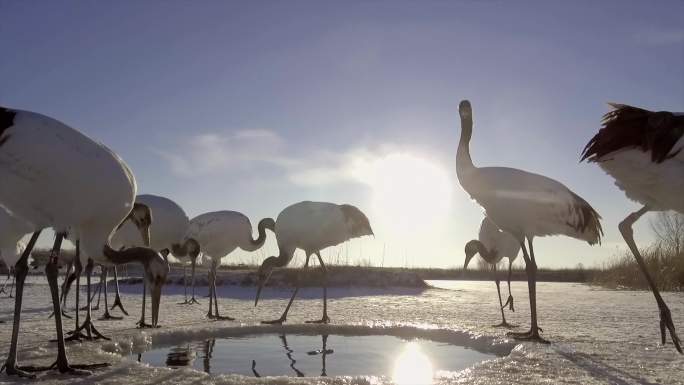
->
[156, 129, 286, 176]
[159, 130, 411, 191]
[634, 28, 684, 45]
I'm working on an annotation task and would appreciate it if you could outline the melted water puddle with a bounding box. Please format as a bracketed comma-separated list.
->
[133, 334, 497, 380]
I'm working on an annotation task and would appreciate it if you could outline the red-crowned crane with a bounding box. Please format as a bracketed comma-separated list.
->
[582, 103, 683, 353]
[0, 106, 168, 377]
[464, 217, 520, 327]
[112, 194, 188, 327]
[255, 201, 373, 324]
[456, 100, 602, 343]
[184, 211, 274, 320]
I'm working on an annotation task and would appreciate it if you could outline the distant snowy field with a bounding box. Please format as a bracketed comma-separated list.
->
[0, 276, 682, 384]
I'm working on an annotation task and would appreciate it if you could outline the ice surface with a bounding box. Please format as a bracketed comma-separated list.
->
[0, 276, 682, 384]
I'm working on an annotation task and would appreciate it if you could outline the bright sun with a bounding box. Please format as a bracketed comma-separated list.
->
[355, 152, 452, 239]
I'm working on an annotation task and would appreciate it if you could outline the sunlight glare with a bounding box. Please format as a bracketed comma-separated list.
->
[392, 342, 433, 385]
[354, 152, 451, 238]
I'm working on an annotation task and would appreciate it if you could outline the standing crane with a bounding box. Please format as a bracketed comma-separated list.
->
[0, 106, 168, 376]
[464, 217, 520, 327]
[111, 194, 187, 327]
[255, 201, 373, 324]
[581, 103, 683, 353]
[184, 211, 274, 320]
[455, 100, 602, 343]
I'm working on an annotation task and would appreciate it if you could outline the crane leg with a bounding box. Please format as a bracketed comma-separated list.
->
[207, 264, 214, 318]
[22, 235, 105, 375]
[178, 265, 189, 304]
[493, 265, 515, 328]
[65, 250, 87, 342]
[306, 252, 330, 324]
[8, 273, 15, 298]
[137, 280, 155, 328]
[2, 231, 40, 378]
[212, 263, 235, 321]
[262, 257, 311, 324]
[69, 259, 109, 340]
[81, 274, 101, 311]
[620, 206, 681, 353]
[188, 258, 199, 304]
[100, 267, 122, 320]
[204, 270, 212, 298]
[49, 263, 73, 319]
[59, 263, 73, 318]
[508, 238, 548, 343]
[110, 266, 128, 315]
[502, 258, 515, 312]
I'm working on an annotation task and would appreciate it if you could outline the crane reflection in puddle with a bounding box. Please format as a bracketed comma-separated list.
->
[252, 334, 333, 377]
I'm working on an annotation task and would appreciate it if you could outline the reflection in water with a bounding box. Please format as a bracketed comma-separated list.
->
[393, 342, 433, 385]
[165, 345, 196, 367]
[134, 333, 494, 378]
[251, 360, 260, 377]
[307, 334, 334, 377]
[279, 334, 305, 377]
[203, 338, 215, 374]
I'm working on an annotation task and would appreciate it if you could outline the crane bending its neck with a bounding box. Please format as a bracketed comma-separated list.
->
[254, 247, 294, 306]
[243, 218, 276, 252]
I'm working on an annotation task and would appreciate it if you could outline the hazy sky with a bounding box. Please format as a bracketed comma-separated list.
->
[1, 1, 683, 268]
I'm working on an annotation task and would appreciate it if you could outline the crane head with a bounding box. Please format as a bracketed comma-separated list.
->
[124, 203, 153, 247]
[340, 204, 374, 239]
[459, 100, 472, 119]
[463, 240, 480, 271]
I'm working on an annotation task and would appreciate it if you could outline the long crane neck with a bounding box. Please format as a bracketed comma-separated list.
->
[456, 110, 476, 179]
[103, 244, 152, 267]
[242, 218, 275, 252]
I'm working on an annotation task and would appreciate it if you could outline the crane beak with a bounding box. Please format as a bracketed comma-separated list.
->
[254, 283, 263, 307]
[462, 254, 474, 279]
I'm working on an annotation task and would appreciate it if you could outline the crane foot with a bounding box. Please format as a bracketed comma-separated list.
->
[211, 315, 235, 321]
[136, 319, 157, 329]
[507, 328, 549, 344]
[261, 317, 286, 325]
[48, 309, 72, 320]
[3, 362, 36, 379]
[110, 294, 129, 316]
[492, 321, 517, 328]
[99, 311, 123, 321]
[305, 316, 331, 324]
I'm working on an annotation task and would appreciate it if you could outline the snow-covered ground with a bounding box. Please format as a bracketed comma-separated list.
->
[0, 276, 682, 384]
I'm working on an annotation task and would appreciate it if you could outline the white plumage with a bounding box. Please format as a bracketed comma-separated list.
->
[184, 210, 274, 319]
[255, 201, 373, 324]
[112, 194, 190, 252]
[592, 140, 684, 213]
[0, 106, 167, 376]
[0, 207, 33, 269]
[111, 194, 187, 325]
[456, 100, 602, 342]
[464, 217, 520, 327]
[477, 217, 522, 265]
[582, 103, 684, 353]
